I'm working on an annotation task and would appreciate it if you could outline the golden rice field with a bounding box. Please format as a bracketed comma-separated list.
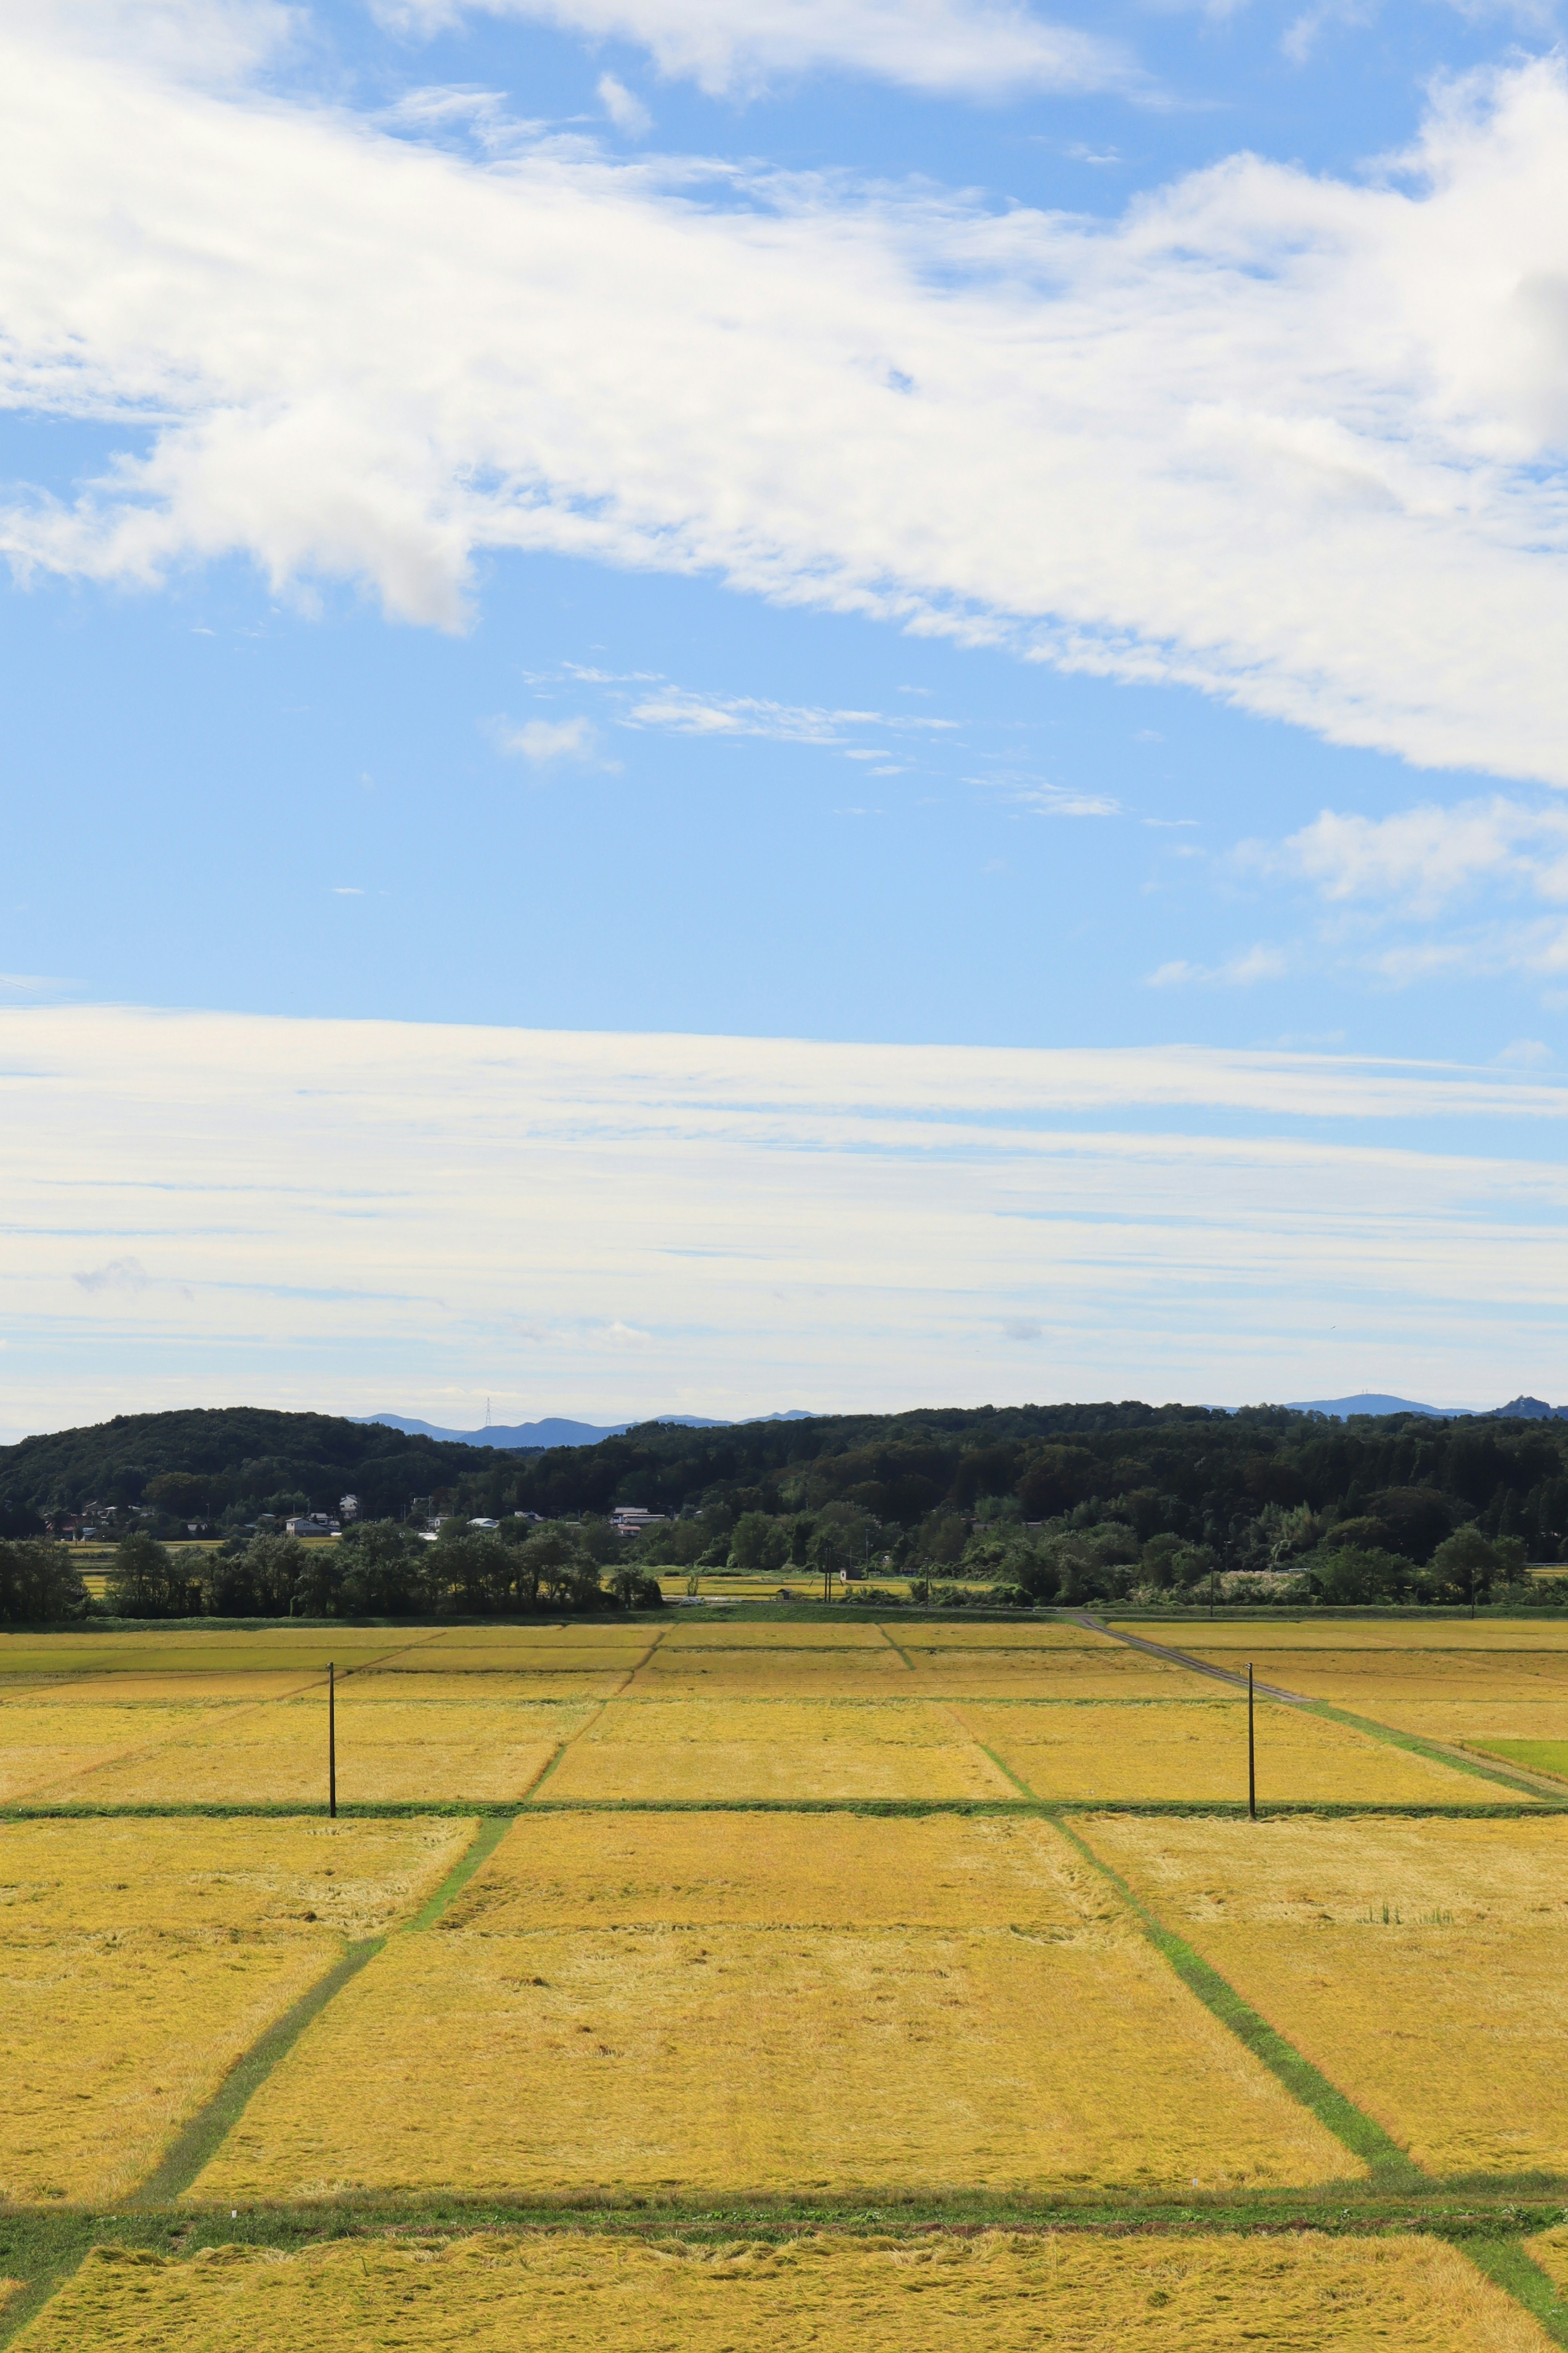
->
[1082, 1813, 1568, 2177]
[1120, 1619, 1568, 1652]
[954, 1697, 1513, 1804]
[536, 1695, 1017, 1800]
[0, 1815, 470, 2202]
[913, 1645, 1221, 1694]
[194, 1811, 1347, 2201]
[11, 1610, 1568, 2353]
[445, 1810, 1107, 1930]
[13, 2231, 1551, 2353]
[658, 1621, 896, 1647]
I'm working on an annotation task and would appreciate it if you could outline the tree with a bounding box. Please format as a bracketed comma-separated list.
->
[202, 1534, 309, 1616]
[106, 1531, 197, 1618]
[1429, 1527, 1526, 1610]
[1302, 1544, 1410, 1607]
[0, 1538, 85, 1624]
[730, 1512, 789, 1573]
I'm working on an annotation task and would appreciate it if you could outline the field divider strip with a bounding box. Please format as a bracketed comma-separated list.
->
[130, 1811, 503, 2207]
[402, 1814, 513, 1931]
[0, 2240, 99, 2353]
[3, 1794, 1561, 1820]
[524, 1691, 620, 1801]
[127, 1936, 388, 2207]
[1456, 2238, 1568, 2347]
[1052, 1813, 1426, 2190]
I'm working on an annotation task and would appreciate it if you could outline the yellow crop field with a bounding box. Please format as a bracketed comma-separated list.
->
[907, 1650, 1221, 1699]
[373, 1647, 643, 1676]
[900, 1625, 1118, 1649]
[633, 1647, 913, 1688]
[1523, 2226, 1568, 2297]
[36, 1693, 593, 1804]
[0, 1699, 288, 1802]
[659, 1622, 894, 1647]
[0, 1815, 471, 2202]
[15, 2230, 1549, 2353]
[1119, 1620, 1568, 1652]
[446, 1811, 1091, 1931]
[1083, 1814, 1568, 2177]
[195, 1823, 1346, 2201]
[0, 1632, 419, 1677]
[956, 1698, 1510, 1803]
[538, 1696, 1012, 1800]
[5, 1672, 327, 1703]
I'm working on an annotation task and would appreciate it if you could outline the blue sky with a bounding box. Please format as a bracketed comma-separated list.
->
[2, 0, 1567, 1429]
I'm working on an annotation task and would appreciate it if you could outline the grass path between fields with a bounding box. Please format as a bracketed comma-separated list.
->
[0, 1813, 510, 2352]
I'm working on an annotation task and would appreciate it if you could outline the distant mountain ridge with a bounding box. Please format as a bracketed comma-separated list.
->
[1286, 1391, 1568, 1421]
[355, 1411, 817, 1451]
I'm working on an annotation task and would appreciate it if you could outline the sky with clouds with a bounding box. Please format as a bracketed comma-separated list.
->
[3, 0, 1568, 1430]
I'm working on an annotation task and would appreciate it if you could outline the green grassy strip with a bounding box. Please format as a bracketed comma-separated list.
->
[1, 1795, 1560, 1822]
[128, 1937, 386, 2208]
[0, 2247, 92, 2353]
[1458, 2237, 1568, 2346]
[134, 1810, 510, 2204]
[403, 1815, 513, 1931]
[1054, 1816, 1425, 2190]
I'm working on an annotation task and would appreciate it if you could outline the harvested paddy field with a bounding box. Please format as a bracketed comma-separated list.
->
[627, 1647, 916, 1696]
[536, 1696, 1016, 1800]
[1083, 1812, 1568, 2177]
[1111, 1619, 1568, 1651]
[7, 1608, 1568, 2353]
[956, 1695, 1514, 1803]
[33, 1685, 590, 1804]
[907, 1649, 1213, 1699]
[13, 2230, 1550, 2353]
[194, 1811, 1347, 2200]
[445, 1810, 1109, 1929]
[0, 1815, 470, 2201]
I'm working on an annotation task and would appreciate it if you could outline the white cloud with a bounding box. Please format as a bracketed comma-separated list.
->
[1148, 944, 1289, 987]
[597, 72, 651, 134]
[1497, 1037, 1553, 1066]
[374, 0, 1134, 100]
[5, 1003, 1568, 1429]
[497, 715, 597, 762]
[625, 690, 873, 741]
[9, 35, 1568, 780]
[1277, 796, 1568, 916]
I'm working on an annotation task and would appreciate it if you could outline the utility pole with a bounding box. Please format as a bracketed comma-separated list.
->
[1247, 1661, 1256, 1820]
[328, 1662, 337, 1819]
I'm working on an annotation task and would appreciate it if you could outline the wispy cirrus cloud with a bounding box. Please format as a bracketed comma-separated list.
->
[7, 1002, 1568, 1432]
[370, 0, 1137, 100]
[1148, 944, 1290, 988]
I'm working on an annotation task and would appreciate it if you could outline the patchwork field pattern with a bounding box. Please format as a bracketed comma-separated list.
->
[7, 1609, 1568, 2353]
[0, 1815, 471, 2201]
[194, 1809, 1348, 2200]
[1082, 1812, 1568, 2177]
[13, 2230, 1552, 2353]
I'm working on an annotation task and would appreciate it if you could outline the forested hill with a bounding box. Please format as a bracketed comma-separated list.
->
[0, 1407, 521, 1532]
[3, 1398, 1567, 1562]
